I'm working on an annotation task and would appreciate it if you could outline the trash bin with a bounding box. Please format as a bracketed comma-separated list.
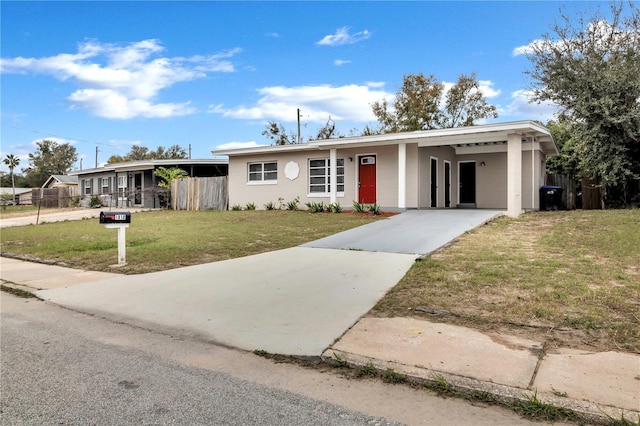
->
[540, 186, 563, 211]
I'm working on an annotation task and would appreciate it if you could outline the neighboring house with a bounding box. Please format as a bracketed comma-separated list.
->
[213, 121, 558, 217]
[68, 159, 228, 208]
[42, 174, 79, 189]
[0, 187, 33, 205]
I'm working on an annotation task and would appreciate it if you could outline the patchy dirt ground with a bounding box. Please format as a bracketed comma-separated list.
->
[370, 210, 640, 354]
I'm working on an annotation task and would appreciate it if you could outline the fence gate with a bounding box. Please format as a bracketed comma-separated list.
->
[171, 176, 228, 210]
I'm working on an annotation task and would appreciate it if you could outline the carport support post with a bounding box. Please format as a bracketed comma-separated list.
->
[507, 133, 522, 217]
[398, 142, 406, 209]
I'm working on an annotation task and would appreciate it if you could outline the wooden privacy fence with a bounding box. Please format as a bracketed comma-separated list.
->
[171, 176, 228, 211]
[545, 174, 577, 210]
[32, 187, 78, 208]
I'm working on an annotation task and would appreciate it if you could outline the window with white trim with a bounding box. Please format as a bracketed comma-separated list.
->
[83, 179, 92, 196]
[309, 158, 344, 194]
[101, 177, 110, 194]
[118, 176, 127, 197]
[248, 162, 277, 182]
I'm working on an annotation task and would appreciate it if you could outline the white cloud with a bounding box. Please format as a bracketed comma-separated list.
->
[513, 20, 639, 56]
[334, 59, 352, 66]
[67, 89, 195, 119]
[316, 27, 371, 46]
[210, 83, 392, 123]
[499, 89, 558, 121]
[0, 39, 241, 119]
[214, 141, 267, 150]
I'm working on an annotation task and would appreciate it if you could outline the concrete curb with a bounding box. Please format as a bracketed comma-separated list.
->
[321, 349, 640, 425]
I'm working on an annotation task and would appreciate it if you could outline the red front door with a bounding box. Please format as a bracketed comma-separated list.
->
[358, 156, 376, 203]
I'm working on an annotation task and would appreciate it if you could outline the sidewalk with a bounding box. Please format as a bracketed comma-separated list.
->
[321, 317, 639, 425]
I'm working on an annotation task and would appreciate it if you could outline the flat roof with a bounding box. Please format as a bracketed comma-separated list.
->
[212, 120, 558, 157]
[68, 159, 228, 176]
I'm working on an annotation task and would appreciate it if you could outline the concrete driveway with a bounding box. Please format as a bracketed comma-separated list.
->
[30, 209, 502, 357]
[302, 209, 503, 254]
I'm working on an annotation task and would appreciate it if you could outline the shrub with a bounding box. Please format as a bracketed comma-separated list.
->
[369, 202, 381, 215]
[264, 201, 277, 210]
[305, 201, 325, 213]
[245, 202, 257, 211]
[89, 196, 102, 208]
[231, 204, 243, 211]
[286, 196, 300, 211]
[328, 202, 343, 213]
[352, 201, 366, 213]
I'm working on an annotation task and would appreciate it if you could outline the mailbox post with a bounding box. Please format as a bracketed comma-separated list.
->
[99, 211, 131, 266]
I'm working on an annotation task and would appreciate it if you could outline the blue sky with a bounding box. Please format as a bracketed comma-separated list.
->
[0, 1, 611, 173]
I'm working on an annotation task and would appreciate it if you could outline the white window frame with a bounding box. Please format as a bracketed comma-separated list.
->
[308, 158, 345, 197]
[118, 176, 127, 198]
[83, 179, 92, 196]
[247, 161, 277, 185]
[101, 177, 110, 195]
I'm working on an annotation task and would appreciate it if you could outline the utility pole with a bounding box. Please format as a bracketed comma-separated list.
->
[297, 108, 302, 144]
[95, 147, 99, 168]
[189, 144, 192, 159]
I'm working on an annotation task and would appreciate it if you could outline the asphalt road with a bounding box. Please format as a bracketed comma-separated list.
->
[1, 294, 541, 425]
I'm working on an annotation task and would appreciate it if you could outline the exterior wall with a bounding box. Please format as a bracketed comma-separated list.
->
[228, 146, 403, 210]
[473, 152, 508, 209]
[228, 152, 314, 209]
[228, 144, 551, 211]
[418, 146, 457, 208]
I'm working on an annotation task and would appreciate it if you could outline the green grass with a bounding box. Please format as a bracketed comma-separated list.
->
[0, 210, 383, 274]
[371, 210, 640, 353]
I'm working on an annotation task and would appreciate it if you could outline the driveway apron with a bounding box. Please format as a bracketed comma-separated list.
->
[34, 209, 502, 357]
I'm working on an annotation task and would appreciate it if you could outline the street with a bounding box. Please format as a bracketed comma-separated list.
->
[1, 294, 541, 425]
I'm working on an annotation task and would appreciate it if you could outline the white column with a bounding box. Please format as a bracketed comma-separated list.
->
[398, 143, 406, 208]
[507, 133, 522, 217]
[329, 148, 337, 204]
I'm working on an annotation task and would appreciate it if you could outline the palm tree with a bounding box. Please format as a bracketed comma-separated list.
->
[3, 154, 20, 204]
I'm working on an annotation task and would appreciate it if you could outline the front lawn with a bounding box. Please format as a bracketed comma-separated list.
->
[0, 210, 382, 274]
[371, 210, 640, 353]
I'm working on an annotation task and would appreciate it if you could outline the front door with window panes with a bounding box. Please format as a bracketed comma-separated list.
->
[118, 176, 128, 205]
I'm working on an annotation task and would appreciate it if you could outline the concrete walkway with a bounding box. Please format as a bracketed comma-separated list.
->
[0, 207, 147, 228]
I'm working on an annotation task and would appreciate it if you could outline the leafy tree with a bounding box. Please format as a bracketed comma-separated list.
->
[262, 121, 297, 145]
[315, 116, 344, 139]
[442, 73, 499, 128]
[371, 72, 498, 133]
[154, 166, 188, 208]
[23, 139, 77, 187]
[372, 73, 443, 133]
[3, 154, 20, 201]
[525, 2, 640, 206]
[107, 144, 188, 163]
[546, 118, 580, 176]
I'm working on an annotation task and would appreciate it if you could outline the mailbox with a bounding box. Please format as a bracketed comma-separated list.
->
[99, 211, 131, 224]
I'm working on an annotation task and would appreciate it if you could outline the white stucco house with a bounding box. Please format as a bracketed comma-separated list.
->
[212, 121, 558, 217]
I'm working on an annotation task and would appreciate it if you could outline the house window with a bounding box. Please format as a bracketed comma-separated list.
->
[309, 158, 344, 194]
[101, 178, 110, 195]
[83, 179, 92, 196]
[118, 176, 127, 197]
[248, 162, 277, 183]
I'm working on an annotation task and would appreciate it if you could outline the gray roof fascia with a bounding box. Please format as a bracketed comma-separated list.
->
[213, 120, 558, 156]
